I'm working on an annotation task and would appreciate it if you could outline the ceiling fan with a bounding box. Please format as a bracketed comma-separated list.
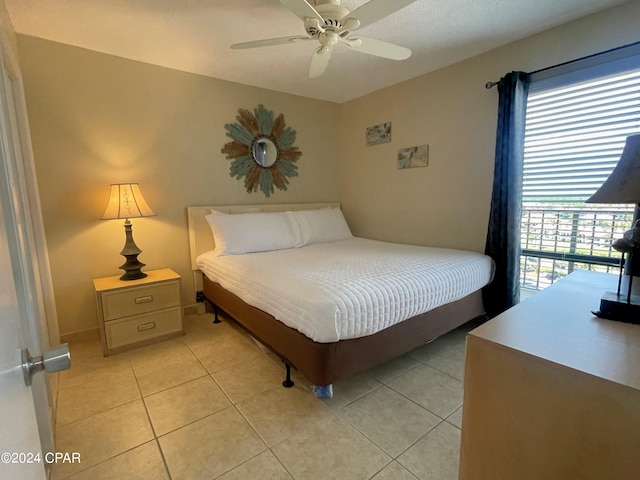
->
[231, 0, 419, 78]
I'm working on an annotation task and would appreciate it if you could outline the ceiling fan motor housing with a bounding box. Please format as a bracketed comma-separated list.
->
[305, 1, 350, 37]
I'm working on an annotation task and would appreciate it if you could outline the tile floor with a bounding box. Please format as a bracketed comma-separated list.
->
[51, 313, 479, 480]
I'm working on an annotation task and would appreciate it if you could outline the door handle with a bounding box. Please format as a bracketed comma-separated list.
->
[21, 344, 71, 386]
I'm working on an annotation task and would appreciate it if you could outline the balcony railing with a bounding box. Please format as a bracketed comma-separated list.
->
[520, 204, 633, 292]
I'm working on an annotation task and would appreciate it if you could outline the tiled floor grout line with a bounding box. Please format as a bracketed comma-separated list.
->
[129, 363, 164, 473]
[382, 379, 463, 425]
[152, 438, 173, 480]
[55, 396, 140, 430]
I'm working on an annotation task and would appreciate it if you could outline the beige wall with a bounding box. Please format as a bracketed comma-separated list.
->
[0, 0, 16, 56]
[17, 36, 341, 336]
[17, 0, 640, 336]
[337, 0, 640, 251]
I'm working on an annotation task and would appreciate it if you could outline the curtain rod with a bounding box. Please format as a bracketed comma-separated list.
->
[485, 40, 640, 89]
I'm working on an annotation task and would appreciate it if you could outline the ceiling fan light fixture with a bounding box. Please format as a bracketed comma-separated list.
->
[319, 30, 339, 47]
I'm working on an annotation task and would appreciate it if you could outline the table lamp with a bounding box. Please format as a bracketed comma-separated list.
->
[101, 183, 155, 281]
[586, 133, 640, 322]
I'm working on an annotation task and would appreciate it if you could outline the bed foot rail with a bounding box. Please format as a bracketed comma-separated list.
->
[212, 305, 221, 324]
[282, 363, 294, 388]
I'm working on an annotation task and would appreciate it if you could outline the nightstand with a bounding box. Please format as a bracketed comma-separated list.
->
[93, 268, 185, 356]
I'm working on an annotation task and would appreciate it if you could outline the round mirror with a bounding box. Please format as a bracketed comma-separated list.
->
[252, 138, 278, 167]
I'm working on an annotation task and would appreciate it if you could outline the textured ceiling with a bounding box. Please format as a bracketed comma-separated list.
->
[5, 0, 629, 103]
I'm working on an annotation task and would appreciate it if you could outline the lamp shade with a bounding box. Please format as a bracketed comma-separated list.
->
[101, 183, 155, 220]
[586, 133, 640, 204]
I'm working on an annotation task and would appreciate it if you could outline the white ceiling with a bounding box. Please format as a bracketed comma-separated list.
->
[5, 0, 629, 103]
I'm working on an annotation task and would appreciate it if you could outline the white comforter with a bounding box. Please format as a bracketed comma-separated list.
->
[197, 238, 493, 343]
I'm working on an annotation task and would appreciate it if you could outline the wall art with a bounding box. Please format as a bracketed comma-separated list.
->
[366, 122, 391, 146]
[397, 144, 429, 169]
[221, 105, 301, 197]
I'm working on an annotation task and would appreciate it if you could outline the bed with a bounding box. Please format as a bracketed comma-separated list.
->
[187, 203, 493, 388]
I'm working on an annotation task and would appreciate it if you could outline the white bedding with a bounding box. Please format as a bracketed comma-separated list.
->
[197, 237, 493, 343]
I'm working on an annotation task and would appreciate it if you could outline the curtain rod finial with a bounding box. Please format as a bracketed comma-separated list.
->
[486, 81, 498, 89]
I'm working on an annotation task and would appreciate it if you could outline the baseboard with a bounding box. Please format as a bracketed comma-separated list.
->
[184, 303, 206, 316]
[60, 328, 100, 343]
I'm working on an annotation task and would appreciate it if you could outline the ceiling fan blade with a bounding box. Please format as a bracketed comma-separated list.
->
[231, 35, 311, 49]
[279, 0, 324, 23]
[343, 36, 411, 60]
[343, 0, 419, 30]
[309, 46, 333, 78]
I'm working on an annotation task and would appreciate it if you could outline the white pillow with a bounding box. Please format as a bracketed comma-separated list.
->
[205, 210, 301, 255]
[291, 208, 353, 246]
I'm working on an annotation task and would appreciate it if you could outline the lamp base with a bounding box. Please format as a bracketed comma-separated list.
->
[118, 220, 147, 281]
[119, 254, 147, 281]
[592, 291, 640, 324]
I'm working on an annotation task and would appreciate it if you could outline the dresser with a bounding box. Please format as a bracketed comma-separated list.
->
[460, 270, 640, 480]
[93, 268, 185, 356]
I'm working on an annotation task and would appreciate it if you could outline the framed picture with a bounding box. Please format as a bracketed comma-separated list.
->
[366, 122, 391, 146]
[398, 144, 429, 169]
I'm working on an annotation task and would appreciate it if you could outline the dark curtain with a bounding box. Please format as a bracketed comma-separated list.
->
[483, 71, 531, 318]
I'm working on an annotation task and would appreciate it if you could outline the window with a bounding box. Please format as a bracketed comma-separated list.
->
[520, 56, 640, 293]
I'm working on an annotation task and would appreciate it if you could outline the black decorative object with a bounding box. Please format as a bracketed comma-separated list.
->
[592, 221, 640, 323]
[587, 134, 640, 323]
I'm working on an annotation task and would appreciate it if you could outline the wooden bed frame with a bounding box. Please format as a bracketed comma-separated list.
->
[187, 203, 487, 387]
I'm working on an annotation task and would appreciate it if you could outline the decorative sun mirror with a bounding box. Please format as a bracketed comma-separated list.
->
[252, 138, 278, 167]
[222, 105, 301, 197]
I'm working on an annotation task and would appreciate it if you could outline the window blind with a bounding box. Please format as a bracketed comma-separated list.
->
[520, 59, 640, 290]
[523, 68, 640, 201]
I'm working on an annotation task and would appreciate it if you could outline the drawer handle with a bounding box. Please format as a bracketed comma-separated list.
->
[138, 322, 156, 332]
[135, 295, 154, 304]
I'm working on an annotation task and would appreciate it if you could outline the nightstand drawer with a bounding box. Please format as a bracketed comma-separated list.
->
[105, 307, 183, 349]
[102, 282, 180, 321]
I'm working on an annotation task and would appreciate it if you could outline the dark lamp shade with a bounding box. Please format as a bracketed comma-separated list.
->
[101, 183, 155, 220]
[586, 133, 640, 204]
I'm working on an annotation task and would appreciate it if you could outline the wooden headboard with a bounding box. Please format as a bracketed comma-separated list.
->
[187, 203, 340, 270]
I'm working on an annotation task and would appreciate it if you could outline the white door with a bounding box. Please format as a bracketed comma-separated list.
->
[0, 13, 68, 480]
[0, 188, 46, 480]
